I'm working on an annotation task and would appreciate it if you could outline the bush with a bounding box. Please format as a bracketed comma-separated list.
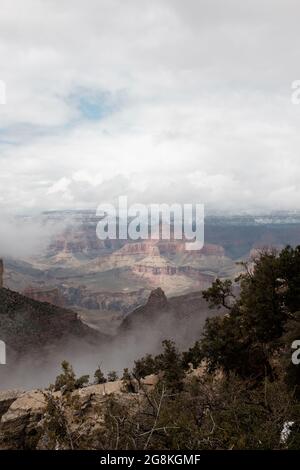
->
[107, 371, 118, 382]
[94, 366, 107, 384]
[53, 361, 89, 393]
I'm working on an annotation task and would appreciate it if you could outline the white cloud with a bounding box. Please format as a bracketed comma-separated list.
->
[47, 177, 71, 194]
[0, 0, 300, 214]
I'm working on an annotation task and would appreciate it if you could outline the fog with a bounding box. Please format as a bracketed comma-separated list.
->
[0, 298, 212, 390]
[0, 213, 65, 259]
[0, 210, 214, 391]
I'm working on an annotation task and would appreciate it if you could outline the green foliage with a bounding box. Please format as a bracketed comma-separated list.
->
[35, 247, 300, 449]
[43, 366, 300, 450]
[54, 361, 89, 393]
[133, 341, 185, 392]
[98, 395, 138, 449]
[42, 393, 73, 448]
[182, 341, 203, 369]
[278, 245, 300, 313]
[202, 278, 235, 310]
[121, 368, 136, 393]
[107, 371, 118, 382]
[200, 314, 253, 376]
[201, 248, 300, 380]
[75, 375, 89, 389]
[54, 360, 76, 393]
[281, 310, 300, 399]
[99, 373, 300, 450]
[239, 250, 286, 343]
[156, 340, 185, 392]
[94, 366, 107, 384]
[133, 353, 158, 380]
[122, 367, 131, 381]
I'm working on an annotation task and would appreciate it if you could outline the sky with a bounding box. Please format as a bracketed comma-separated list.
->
[0, 0, 300, 214]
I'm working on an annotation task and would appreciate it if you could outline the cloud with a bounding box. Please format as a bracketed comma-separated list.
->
[0, 0, 300, 214]
[47, 177, 71, 195]
[0, 213, 63, 258]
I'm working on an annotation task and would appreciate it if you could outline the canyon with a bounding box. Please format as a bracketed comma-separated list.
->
[1, 211, 300, 390]
[2, 211, 300, 335]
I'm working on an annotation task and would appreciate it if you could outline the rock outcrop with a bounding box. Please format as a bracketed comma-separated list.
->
[0, 375, 159, 449]
[119, 287, 220, 349]
[0, 287, 104, 357]
[133, 259, 214, 284]
[21, 282, 149, 323]
[0, 390, 23, 419]
[22, 287, 65, 308]
[116, 241, 159, 256]
[0, 390, 45, 449]
[145, 287, 168, 309]
[116, 240, 225, 258]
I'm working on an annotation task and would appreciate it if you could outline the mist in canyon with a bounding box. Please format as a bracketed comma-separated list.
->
[1, 210, 300, 390]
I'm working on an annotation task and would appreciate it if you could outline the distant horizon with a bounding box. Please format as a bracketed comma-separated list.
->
[16, 208, 300, 218]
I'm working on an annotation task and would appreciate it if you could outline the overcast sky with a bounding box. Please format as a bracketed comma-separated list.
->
[0, 0, 300, 214]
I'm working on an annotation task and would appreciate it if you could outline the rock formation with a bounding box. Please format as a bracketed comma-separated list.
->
[22, 286, 65, 308]
[0, 375, 159, 449]
[0, 287, 105, 357]
[22, 284, 149, 322]
[116, 241, 159, 256]
[145, 287, 168, 309]
[119, 287, 220, 349]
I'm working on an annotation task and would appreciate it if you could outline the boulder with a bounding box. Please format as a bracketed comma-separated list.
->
[0, 375, 158, 449]
[0, 390, 46, 449]
[0, 389, 24, 418]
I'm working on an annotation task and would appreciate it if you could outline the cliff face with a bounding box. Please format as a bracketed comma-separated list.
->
[0, 287, 103, 357]
[0, 374, 159, 450]
[133, 262, 214, 281]
[23, 285, 148, 315]
[119, 287, 220, 349]
[116, 241, 159, 256]
[145, 287, 168, 309]
[116, 241, 225, 257]
[22, 287, 65, 308]
[134, 264, 177, 275]
[47, 225, 124, 258]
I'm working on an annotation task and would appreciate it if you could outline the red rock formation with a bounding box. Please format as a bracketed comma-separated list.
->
[157, 241, 224, 256]
[177, 266, 215, 283]
[23, 284, 149, 316]
[116, 240, 225, 257]
[133, 264, 177, 276]
[157, 241, 185, 255]
[47, 226, 124, 257]
[23, 287, 65, 308]
[133, 261, 214, 283]
[146, 287, 168, 309]
[116, 241, 159, 256]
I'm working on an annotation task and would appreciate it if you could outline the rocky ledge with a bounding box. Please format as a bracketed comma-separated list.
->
[0, 375, 158, 450]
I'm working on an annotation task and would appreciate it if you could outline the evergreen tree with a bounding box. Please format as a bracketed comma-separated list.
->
[94, 366, 107, 384]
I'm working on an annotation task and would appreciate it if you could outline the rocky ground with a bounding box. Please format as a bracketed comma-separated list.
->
[0, 375, 159, 449]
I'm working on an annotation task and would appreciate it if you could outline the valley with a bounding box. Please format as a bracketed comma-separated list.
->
[3, 211, 300, 334]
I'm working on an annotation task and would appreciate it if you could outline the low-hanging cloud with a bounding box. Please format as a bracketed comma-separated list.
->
[0, 213, 64, 259]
